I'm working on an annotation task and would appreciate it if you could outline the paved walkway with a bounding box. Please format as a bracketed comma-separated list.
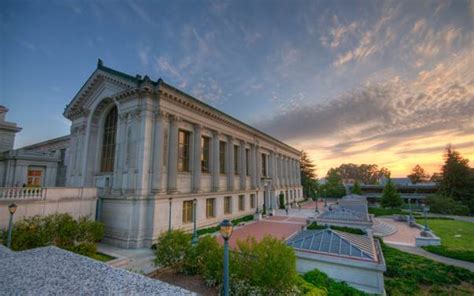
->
[217, 216, 306, 248]
[97, 243, 156, 274]
[378, 218, 420, 246]
[426, 213, 474, 223]
[386, 243, 474, 272]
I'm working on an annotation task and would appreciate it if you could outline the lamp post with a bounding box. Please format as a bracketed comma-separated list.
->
[323, 189, 328, 208]
[168, 197, 172, 233]
[7, 203, 17, 249]
[315, 197, 319, 213]
[220, 219, 233, 296]
[192, 198, 198, 246]
[423, 206, 430, 231]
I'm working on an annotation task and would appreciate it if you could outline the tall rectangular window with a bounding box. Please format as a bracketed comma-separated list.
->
[245, 148, 250, 176]
[224, 196, 232, 214]
[178, 130, 190, 172]
[261, 153, 267, 177]
[201, 136, 210, 173]
[250, 194, 255, 209]
[234, 145, 239, 175]
[219, 141, 226, 174]
[206, 198, 215, 218]
[182, 200, 193, 223]
[238, 195, 245, 211]
[27, 168, 43, 187]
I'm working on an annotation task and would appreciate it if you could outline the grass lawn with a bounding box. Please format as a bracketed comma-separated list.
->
[382, 242, 474, 295]
[423, 219, 474, 262]
[90, 252, 115, 262]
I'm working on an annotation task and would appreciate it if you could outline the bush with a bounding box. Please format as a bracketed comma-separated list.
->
[232, 236, 298, 294]
[423, 245, 474, 263]
[426, 195, 470, 216]
[279, 193, 285, 209]
[306, 223, 365, 235]
[154, 230, 191, 271]
[69, 242, 97, 257]
[303, 269, 366, 296]
[295, 276, 327, 295]
[368, 207, 406, 217]
[4, 214, 104, 253]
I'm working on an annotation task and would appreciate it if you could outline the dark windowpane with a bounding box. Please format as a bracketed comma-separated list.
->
[245, 148, 250, 176]
[234, 145, 239, 174]
[219, 141, 226, 174]
[100, 106, 117, 172]
[178, 130, 190, 172]
[201, 137, 210, 173]
[261, 153, 267, 177]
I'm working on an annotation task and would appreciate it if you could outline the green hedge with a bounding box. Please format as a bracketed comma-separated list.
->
[303, 269, 366, 296]
[2, 213, 105, 259]
[307, 223, 365, 235]
[381, 240, 474, 295]
[423, 245, 474, 263]
[196, 215, 254, 236]
[368, 207, 406, 217]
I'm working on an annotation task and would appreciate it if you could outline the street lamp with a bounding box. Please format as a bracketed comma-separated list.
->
[168, 197, 172, 233]
[423, 206, 430, 231]
[7, 203, 17, 249]
[220, 219, 233, 296]
[192, 198, 198, 246]
[315, 198, 319, 213]
[323, 189, 328, 208]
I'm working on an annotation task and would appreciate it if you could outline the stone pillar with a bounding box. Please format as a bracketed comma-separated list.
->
[211, 130, 220, 192]
[151, 111, 165, 193]
[136, 108, 154, 195]
[192, 124, 202, 193]
[113, 112, 127, 192]
[167, 115, 179, 193]
[250, 143, 257, 190]
[284, 156, 289, 188]
[256, 146, 262, 189]
[227, 135, 234, 191]
[239, 140, 246, 190]
[297, 161, 301, 186]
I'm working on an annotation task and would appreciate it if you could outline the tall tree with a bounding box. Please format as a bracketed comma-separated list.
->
[407, 164, 430, 184]
[322, 168, 346, 198]
[331, 163, 391, 184]
[351, 180, 363, 195]
[439, 145, 474, 212]
[381, 178, 403, 208]
[300, 150, 318, 199]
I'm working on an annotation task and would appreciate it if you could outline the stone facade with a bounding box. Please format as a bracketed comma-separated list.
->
[61, 60, 303, 248]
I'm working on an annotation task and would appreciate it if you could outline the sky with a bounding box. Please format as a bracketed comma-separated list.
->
[1, 0, 473, 178]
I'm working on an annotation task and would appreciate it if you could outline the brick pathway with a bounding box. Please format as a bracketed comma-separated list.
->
[378, 218, 420, 246]
[218, 216, 306, 248]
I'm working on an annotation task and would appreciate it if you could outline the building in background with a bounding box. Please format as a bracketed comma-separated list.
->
[1, 60, 303, 248]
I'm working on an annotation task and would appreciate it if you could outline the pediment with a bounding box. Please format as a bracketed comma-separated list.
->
[64, 64, 138, 120]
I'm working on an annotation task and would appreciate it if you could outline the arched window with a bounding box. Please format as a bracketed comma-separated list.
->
[100, 106, 117, 172]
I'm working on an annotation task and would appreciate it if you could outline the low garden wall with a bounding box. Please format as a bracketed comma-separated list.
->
[0, 187, 97, 228]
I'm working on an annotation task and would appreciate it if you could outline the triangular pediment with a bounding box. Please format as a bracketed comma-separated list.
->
[63, 60, 139, 120]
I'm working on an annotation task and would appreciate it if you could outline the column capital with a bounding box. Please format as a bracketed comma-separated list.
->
[212, 129, 220, 137]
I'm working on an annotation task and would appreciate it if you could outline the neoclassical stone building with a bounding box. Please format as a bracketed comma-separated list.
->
[8, 60, 303, 248]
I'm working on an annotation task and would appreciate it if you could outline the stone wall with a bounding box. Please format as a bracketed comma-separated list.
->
[0, 187, 97, 228]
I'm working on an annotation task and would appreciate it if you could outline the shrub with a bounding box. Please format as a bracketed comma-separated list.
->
[183, 235, 223, 283]
[69, 242, 97, 257]
[423, 245, 474, 263]
[231, 215, 253, 225]
[154, 230, 192, 271]
[279, 193, 285, 209]
[303, 269, 366, 296]
[4, 213, 104, 252]
[295, 276, 327, 296]
[425, 195, 470, 216]
[306, 223, 365, 235]
[232, 236, 298, 294]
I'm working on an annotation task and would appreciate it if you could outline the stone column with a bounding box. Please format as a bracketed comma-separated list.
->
[250, 143, 257, 190]
[284, 156, 289, 188]
[239, 140, 246, 190]
[113, 112, 127, 193]
[151, 111, 165, 193]
[227, 135, 234, 191]
[256, 146, 262, 189]
[297, 161, 301, 186]
[192, 124, 202, 193]
[167, 115, 179, 193]
[211, 130, 220, 192]
[136, 108, 154, 195]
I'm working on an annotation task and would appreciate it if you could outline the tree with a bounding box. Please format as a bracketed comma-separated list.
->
[438, 145, 474, 213]
[351, 180, 363, 195]
[321, 168, 346, 198]
[381, 178, 403, 208]
[330, 163, 391, 184]
[407, 164, 430, 184]
[300, 150, 318, 199]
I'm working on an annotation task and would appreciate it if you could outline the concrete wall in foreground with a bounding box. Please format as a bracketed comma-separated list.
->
[295, 250, 386, 295]
[0, 187, 97, 228]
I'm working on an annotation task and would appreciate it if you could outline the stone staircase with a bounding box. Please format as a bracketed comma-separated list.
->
[373, 220, 397, 237]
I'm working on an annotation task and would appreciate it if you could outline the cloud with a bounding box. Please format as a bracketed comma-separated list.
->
[138, 46, 150, 67]
[255, 48, 474, 161]
[320, 15, 359, 49]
